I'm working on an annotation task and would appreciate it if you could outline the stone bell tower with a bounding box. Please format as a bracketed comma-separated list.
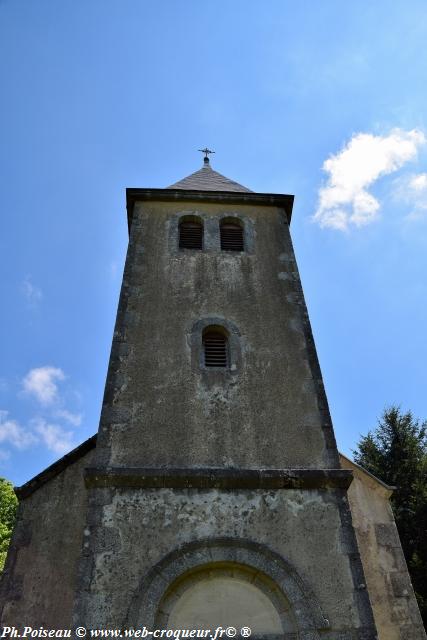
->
[72, 152, 378, 637]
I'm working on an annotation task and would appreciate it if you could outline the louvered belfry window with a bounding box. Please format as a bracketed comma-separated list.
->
[220, 221, 244, 251]
[203, 330, 228, 368]
[179, 219, 203, 250]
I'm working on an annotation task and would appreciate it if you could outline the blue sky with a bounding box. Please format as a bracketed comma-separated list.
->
[1, 0, 427, 486]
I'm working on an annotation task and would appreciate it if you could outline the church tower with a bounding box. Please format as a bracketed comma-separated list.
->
[72, 152, 379, 637]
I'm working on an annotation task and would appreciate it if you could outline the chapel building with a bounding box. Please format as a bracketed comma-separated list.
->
[1, 156, 425, 639]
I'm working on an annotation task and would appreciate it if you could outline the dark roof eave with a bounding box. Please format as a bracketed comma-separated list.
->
[126, 188, 294, 233]
[15, 434, 98, 500]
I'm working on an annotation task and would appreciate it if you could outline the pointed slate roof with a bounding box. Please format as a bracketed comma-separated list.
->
[168, 158, 252, 193]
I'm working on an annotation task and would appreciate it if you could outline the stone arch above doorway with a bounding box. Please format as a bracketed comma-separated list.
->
[157, 562, 294, 634]
[126, 537, 330, 638]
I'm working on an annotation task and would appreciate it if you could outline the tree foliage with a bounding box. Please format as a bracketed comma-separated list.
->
[0, 477, 18, 573]
[353, 406, 427, 625]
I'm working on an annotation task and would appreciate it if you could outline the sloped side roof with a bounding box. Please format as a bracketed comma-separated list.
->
[15, 434, 97, 499]
[339, 452, 395, 496]
[167, 162, 252, 193]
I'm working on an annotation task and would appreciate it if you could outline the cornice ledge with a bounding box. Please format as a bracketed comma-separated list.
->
[84, 466, 353, 490]
[126, 188, 294, 231]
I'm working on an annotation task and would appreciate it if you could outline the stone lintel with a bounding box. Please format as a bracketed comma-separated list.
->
[84, 466, 353, 490]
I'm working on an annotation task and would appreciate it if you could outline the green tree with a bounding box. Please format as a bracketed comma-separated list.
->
[0, 477, 18, 572]
[353, 406, 427, 625]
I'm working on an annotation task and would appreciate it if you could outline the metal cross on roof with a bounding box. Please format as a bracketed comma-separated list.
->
[198, 147, 215, 159]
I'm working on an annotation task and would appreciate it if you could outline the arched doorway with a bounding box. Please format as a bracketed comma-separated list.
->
[155, 563, 297, 635]
[126, 537, 328, 638]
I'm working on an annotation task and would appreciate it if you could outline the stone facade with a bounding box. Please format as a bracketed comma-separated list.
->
[94, 196, 337, 471]
[341, 454, 426, 638]
[0, 439, 95, 627]
[1, 161, 424, 638]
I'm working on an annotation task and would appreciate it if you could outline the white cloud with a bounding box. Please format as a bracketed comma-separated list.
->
[392, 172, 427, 221]
[22, 366, 65, 405]
[409, 173, 427, 192]
[0, 409, 76, 457]
[22, 276, 43, 305]
[0, 410, 37, 449]
[54, 409, 82, 427]
[33, 419, 74, 455]
[314, 128, 426, 230]
[398, 172, 427, 221]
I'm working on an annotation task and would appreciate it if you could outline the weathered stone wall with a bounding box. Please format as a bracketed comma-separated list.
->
[0, 449, 94, 627]
[2, 190, 407, 638]
[74, 485, 376, 637]
[73, 195, 377, 636]
[95, 199, 338, 471]
[341, 455, 426, 639]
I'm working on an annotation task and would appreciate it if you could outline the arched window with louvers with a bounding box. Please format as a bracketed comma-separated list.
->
[179, 216, 203, 250]
[202, 327, 229, 368]
[220, 218, 244, 252]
